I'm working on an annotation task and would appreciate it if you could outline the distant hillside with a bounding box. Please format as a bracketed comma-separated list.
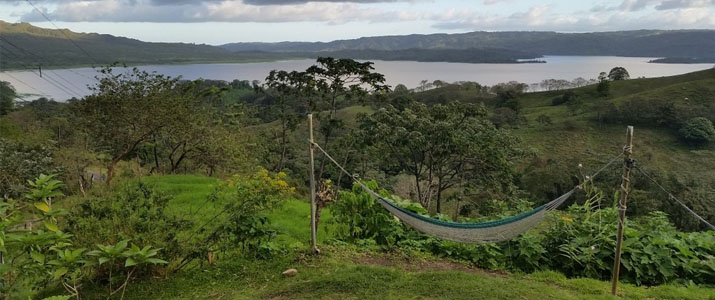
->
[221, 30, 715, 60]
[0, 21, 295, 69]
[304, 48, 544, 64]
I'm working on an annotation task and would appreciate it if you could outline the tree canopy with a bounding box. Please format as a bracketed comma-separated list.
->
[359, 99, 523, 213]
[1, 81, 16, 115]
[608, 67, 630, 81]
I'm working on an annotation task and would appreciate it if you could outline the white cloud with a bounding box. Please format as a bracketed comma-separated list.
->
[19, 0, 410, 23]
[11, 0, 715, 32]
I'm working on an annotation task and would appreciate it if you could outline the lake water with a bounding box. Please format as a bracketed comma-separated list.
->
[1, 56, 713, 101]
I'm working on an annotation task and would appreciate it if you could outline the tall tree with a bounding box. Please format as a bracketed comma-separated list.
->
[261, 70, 315, 171]
[72, 67, 194, 184]
[360, 100, 522, 213]
[306, 57, 389, 179]
[0, 81, 16, 115]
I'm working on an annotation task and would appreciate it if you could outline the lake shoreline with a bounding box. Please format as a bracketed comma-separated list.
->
[2, 56, 713, 102]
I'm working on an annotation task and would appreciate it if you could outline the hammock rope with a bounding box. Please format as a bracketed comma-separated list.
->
[311, 140, 623, 243]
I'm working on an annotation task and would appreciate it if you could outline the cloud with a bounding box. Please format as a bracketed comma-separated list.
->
[10, 0, 715, 32]
[432, 3, 714, 31]
[242, 0, 413, 4]
[18, 0, 410, 23]
[655, 0, 713, 10]
[483, 0, 510, 4]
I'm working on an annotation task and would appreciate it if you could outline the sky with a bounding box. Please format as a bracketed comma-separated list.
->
[0, 0, 713, 45]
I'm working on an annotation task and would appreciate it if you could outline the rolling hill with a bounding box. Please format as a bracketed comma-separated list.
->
[221, 30, 715, 61]
[0, 20, 295, 70]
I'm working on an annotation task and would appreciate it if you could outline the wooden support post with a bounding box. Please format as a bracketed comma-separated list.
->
[38, 64, 42, 78]
[308, 114, 319, 254]
[611, 126, 634, 295]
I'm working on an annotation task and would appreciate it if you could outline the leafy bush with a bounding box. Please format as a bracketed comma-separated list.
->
[0, 138, 60, 199]
[678, 117, 715, 145]
[65, 181, 191, 265]
[336, 180, 715, 285]
[330, 181, 406, 247]
[193, 169, 294, 260]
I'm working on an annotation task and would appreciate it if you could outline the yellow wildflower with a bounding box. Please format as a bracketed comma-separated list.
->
[561, 216, 574, 223]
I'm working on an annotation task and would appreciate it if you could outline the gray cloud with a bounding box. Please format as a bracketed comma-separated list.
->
[243, 0, 410, 4]
[655, 0, 713, 10]
[18, 0, 407, 23]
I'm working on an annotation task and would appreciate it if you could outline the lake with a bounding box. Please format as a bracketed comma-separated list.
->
[1, 56, 713, 101]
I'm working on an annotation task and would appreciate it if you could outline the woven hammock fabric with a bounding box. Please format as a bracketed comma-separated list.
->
[311, 140, 620, 243]
[370, 188, 575, 243]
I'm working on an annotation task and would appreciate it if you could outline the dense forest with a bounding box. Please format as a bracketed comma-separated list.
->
[1, 58, 714, 299]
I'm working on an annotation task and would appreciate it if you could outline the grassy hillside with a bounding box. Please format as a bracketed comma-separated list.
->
[73, 174, 714, 300]
[516, 68, 715, 173]
[0, 21, 297, 70]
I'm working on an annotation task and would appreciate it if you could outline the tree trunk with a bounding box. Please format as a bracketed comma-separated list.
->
[152, 141, 160, 173]
[436, 186, 443, 214]
[106, 158, 119, 185]
[277, 122, 288, 171]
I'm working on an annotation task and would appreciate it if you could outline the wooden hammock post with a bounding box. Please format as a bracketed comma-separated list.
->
[611, 125, 634, 295]
[308, 114, 319, 253]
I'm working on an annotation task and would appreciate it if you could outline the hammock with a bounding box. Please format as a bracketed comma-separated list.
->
[312, 141, 621, 243]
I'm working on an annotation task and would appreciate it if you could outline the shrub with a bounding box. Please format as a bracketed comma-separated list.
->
[330, 181, 406, 247]
[678, 117, 715, 145]
[65, 181, 192, 265]
[0, 138, 60, 199]
[551, 91, 577, 106]
[195, 169, 294, 260]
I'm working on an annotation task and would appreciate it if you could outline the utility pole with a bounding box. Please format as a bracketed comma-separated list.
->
[611, 126, 634, 295]
[308, 114, 319, 253]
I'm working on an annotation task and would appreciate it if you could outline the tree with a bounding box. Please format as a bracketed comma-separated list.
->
[261, 70, 315, 171]
[608, 67, 630, 81]
[305, 57, 389, 179]
[597, 72, 610, 97]
[393, 84, 409, 95]
[72, 67, 195, 184]
[360, 100, 522, 213]
[571, 77, 588, 87]
[0, 81, 16, 115]
[678, 117, 715, 145]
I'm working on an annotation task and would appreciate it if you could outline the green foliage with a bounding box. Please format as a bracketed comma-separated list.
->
[1, 174, 73, 298]
[330, 181, 405, 247]
[535, 114, 553, 126]
[65, 181, 191, 264]
[0, 81, 16, 115]
[608, 67, 630, 81]
[360, 100, 523, 213]
[0, 138, 60, 199]
[334, 180, 714, 285]
[596, 74, 611, 97]
[192, 169, 294, 260]
[678, 117, 715, 145]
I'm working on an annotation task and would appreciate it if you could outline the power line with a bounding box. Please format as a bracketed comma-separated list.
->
[1, 72, 45, 96]
[0, 34, 94, 80]
[0, 46, 83, 98]
[634, 164, 715, 230]
[25, 0, 100, 66]
[0, 43, 86, 96]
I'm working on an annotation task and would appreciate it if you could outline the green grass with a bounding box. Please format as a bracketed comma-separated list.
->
[115, 249, 715, 300]
[80, 174, 714, 300]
